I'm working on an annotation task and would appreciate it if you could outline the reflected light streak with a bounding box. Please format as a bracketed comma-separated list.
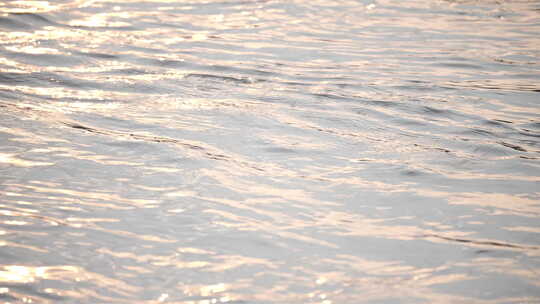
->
[5, 45, 62, 55]
[0, 265, 77, 283]
[16, 183, 159, 209]
[415, 188, 540, 217]
[0, 240, 48, 253]
[0, 153, 53, 167]
[97, 248, 208, 268]
[450, 192, 540, 216]
[503, 226, 540, 233]
[200, 283, 227, 296]
[206, 255, 276, 272]
[181, 283, 233, 304]
[68, 13, 132, 27]
[0, 84, 131, 103]
[0, 265, 138, 298]
[0, 1, 58, 13]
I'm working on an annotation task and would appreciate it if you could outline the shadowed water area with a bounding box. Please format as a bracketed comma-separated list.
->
[1, 0, 539, 303]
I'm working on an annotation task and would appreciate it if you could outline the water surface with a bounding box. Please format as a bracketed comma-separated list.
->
[1, 0, 539, 303]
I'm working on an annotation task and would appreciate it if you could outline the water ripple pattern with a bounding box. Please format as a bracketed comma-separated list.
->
[1, 0, 539, 303]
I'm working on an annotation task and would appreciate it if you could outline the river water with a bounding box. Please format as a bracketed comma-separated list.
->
[1, 0, 539, 303]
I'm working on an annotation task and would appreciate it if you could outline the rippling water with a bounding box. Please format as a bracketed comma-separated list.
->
[1, 0, 539, 303]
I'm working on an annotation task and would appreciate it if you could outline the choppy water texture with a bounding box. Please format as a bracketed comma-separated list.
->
[1, 0, 540, 303]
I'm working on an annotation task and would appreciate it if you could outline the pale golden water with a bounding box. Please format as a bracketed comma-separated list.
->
[0, 0, 539, 303]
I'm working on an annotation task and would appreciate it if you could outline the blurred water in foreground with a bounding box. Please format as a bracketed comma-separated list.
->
[1, 0, 539, 303]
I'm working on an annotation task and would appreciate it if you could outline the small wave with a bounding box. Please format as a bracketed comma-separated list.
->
[184, 73, 258, 84]
[0, 13, 56, 30]
[499, 141, 528, 152]
[445, 80, 540, 92]
[423, 233, 540, 251]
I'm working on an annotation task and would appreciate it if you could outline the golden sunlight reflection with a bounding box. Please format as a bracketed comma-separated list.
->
[180, 283, 232, 304]
[14, 183, 159, 209]
[46, 146, 144, 166]
[5, 46, 62, 55]
[503, 226, 540, 233]
[157, 293, 168, 302]
[0, 240, 48, 253]
[301, 255, 480, 302]
[96, 248, 208, 268]
[206, 255, 276, 272]
[68, 13, 132, 28]
[0, 85, 131, 103]
[0, 265, 79, 284]
[0, 266, 39, 283]
[200, 283, 227, 296]
[0, 265, 138, 298]
[0, 125, 69, 144]
[0, 153, 53, 167]
[449, 193, 540, 215]
[0, 1, 58, 13]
